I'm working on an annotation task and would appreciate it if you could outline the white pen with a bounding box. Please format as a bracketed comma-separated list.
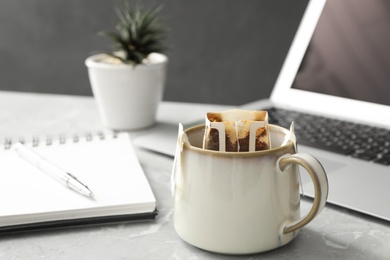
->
[14, 142, 94, 198]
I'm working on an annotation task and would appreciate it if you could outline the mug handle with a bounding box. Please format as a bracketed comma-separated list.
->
[278, 153, 329, 234]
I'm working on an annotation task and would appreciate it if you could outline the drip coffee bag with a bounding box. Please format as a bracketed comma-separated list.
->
[203, 109, 270, 152]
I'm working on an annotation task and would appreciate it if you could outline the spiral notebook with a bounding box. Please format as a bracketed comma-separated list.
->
[0, 132, 157, 233]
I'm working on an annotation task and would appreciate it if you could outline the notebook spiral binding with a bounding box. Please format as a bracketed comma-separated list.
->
[2, 130, 118, 150]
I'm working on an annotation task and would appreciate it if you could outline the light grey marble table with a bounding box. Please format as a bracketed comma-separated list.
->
[0, 91, 389, 260]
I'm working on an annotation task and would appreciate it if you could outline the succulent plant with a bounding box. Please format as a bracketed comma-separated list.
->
[99, 1, 168, 65]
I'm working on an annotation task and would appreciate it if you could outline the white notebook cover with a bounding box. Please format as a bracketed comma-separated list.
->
[0, 132, 156, 231]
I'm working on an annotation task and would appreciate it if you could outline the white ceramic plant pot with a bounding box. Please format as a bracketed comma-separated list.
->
[85, 53, 168, 130]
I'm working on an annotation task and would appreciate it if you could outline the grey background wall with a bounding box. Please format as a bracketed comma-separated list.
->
[0, 0, 308, 105]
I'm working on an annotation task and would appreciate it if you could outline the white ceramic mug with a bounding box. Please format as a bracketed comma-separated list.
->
[172, 124, 328, 255]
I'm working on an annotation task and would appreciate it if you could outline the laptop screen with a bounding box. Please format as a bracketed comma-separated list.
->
[291, 0, 390, 106]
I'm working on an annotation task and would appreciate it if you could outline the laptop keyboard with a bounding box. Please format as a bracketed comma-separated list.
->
[267, 107, 390, 166]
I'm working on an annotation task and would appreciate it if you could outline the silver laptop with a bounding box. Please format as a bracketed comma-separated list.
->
[134, 0, 390, 221]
